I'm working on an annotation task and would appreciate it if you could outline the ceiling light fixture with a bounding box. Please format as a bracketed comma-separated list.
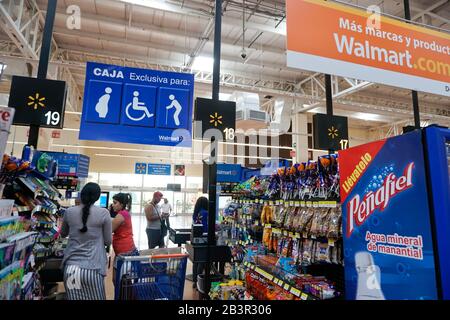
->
[191, 56, 214, 72]
[119, 0, 172, 11]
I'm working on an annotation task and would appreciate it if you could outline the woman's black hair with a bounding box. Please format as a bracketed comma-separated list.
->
[79, 182, 101, 233]
[112, 193, 132, 212]
[193, 196, 208, 221]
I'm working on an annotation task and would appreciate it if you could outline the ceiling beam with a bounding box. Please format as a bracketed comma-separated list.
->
[48, 10, 286, 56]
[411, 0, 449, 21]
[112, 0, 286, 36]
[52, 27, 291, 73]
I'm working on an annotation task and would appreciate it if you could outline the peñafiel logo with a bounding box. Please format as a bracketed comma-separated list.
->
[346, 162, 414, 237]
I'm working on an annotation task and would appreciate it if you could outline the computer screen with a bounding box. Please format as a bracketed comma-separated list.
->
[95, 192, 109, 208]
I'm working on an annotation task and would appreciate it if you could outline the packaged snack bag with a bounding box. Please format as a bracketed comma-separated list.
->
[282, 207, 292, 228]
[276, 206, 287, 226]
[281, 237, 291, 257]
[277, 237, 285, 256]
[327, 207, 342, 239]
[316, 242, 331, 263]
[292, 207, 304, 232]
[286, 207, 297, 230]
[272, 205, 280, 224]
[319, 208, 331, 237]
[292, 238, 300, 263]
[299, 208, 314, 234]
[309, 208, 321, 237]
[273, 234, 278, 254]
[262, 227, 272, 248]
[301, 239, 314, 265]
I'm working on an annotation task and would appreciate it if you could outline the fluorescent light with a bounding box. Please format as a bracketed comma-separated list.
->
[119, 0, 172, 11]
[352, 112, 383, 122]
[219, 93, 232, 101]
[0, 64, 6, 71]
[191, 56, 214, 72]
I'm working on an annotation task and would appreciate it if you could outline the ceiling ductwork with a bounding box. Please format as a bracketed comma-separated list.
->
[231, 91, 270, 131]
[268, 98, 292, 134]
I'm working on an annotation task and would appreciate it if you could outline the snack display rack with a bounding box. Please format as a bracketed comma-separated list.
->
[212, 155, 344, 300]
[0, 153, 64, 300]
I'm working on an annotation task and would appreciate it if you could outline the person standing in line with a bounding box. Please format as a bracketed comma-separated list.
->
[111, 193, 139, 284]
[61, 183, 112, 300]
[193, 196, 209, 234]
[144, 191, 164, 249]
[160, 198, 172, 246]
[191, 196, 209, 288]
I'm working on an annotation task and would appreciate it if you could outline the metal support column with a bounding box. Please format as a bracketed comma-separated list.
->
[325, 74, 334, 154]
[404, 0, 421, 130]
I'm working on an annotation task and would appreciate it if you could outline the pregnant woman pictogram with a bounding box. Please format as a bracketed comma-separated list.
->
[165, 94, 182, 126]
[95, 87, 112, 118]
[126, 91, 154, 121]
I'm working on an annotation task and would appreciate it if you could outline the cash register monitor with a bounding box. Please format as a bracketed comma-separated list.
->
[95, 192, 109, 208]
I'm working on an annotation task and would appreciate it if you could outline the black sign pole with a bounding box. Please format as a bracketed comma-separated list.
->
[203, 0, 222, 299]
[28, 0, 57, 148]
[403, 0, 421, 130]
[325, 74, 334, 155]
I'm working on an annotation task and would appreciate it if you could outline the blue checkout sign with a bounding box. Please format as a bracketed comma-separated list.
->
[147, 163, 171, 176]
[80, 62, 194, 147]
[135, 162, 147, 174]
[217, 164, 242, 183]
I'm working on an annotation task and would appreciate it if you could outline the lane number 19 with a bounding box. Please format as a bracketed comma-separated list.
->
[45, 111, 61, 126]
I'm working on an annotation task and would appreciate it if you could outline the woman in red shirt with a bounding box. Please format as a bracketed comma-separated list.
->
[111, 193, 138, 256]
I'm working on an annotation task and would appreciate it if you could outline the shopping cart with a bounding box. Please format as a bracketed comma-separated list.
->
[114, 247, 188, 300]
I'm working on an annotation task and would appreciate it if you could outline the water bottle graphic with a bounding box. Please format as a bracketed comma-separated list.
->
[355, 252, 385, 300]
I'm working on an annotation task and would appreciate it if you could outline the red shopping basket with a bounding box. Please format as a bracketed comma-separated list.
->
[114, 248, 188, 300]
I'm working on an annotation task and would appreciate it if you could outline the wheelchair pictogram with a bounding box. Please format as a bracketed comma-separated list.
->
[126, 91, 154, 121]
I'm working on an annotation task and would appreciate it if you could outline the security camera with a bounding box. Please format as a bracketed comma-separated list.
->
[240, 49, 247, 60]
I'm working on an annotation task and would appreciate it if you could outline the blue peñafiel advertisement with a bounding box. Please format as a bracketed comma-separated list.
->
[338, 130, 438, 300]
[79, 62, 194, 147]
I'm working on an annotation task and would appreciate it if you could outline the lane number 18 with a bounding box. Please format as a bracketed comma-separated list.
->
[223, 127, 235, 140]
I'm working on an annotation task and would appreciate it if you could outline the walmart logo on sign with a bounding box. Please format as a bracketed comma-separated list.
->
[80, 62, 194, 147]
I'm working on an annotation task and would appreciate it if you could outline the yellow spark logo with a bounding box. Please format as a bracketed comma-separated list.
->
[136, 163, 146, 174]
[328, 126, 339, 139]
[27, 93, 45, 110]
[209, 112, 223, 127]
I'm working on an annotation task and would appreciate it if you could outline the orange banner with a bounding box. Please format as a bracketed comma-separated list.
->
[286, 0, 450, 97]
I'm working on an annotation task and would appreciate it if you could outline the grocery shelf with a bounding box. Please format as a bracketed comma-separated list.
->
[242, 261, 316, 300]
